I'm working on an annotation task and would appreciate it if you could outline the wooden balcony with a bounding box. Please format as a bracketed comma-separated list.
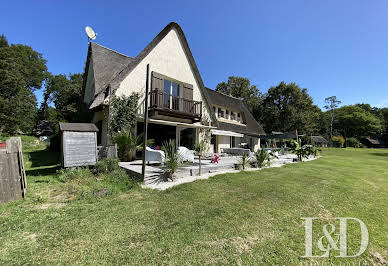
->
[149, 90, 202, 121]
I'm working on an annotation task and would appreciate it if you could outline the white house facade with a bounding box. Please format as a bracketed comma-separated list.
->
[83, 22, 265, 153]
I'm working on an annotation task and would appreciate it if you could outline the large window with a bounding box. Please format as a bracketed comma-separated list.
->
[163, 79, 180, 109]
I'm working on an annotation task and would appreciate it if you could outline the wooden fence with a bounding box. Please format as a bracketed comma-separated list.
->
[0, 137, 27, 203]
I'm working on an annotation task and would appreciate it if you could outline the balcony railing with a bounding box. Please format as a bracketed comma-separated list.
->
[149, 90, 202, 118]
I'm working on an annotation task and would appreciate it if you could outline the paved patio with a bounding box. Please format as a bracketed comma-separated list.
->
[119, 153, 316, 190]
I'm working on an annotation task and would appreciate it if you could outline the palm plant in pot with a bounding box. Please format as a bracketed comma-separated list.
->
[162, 139, 181, 181]
[239, 152, 250, 170]
[114, 131, 153, 161]
[255, 149, 268, 168]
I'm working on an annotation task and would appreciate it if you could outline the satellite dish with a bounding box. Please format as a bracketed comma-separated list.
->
[85, 26, 97, 41]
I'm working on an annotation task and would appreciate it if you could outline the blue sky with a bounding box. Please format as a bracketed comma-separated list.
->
[1, 0, 387, 108]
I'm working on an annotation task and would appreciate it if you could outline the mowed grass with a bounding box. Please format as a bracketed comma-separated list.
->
[0, 138, 387, 265]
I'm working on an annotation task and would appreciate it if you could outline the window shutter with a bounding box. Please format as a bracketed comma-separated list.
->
[183, 83, 193, 100]
[151, 72, 164, 107]
[151, 72, 164, 91]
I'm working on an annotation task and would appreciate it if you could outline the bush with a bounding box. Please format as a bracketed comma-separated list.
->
[57, 167, 93, 183]
[239, 152, 250, 170]
[346, 137, 359, 148]
[94, 158, 120, 175]
[56, 166, 137, 200]
[255, 149, 268, 168]
[331, 136, 345, 148]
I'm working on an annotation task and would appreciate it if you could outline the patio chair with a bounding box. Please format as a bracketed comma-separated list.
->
[145, 146, 165, 164]
[178, 146, 195, 163]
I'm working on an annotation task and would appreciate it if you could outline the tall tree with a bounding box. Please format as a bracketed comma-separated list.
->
[215, 76, 262, 114]
[334, 105, 381, 138]
[324, 96, 341, 139]
[260, 81, 320, 134]
[0, 35, 48, 134]
[0, 34, 8, 47]
[40, 73, 89, 123]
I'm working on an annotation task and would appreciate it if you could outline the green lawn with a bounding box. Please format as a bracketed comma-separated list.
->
[0, 137, 387, 265]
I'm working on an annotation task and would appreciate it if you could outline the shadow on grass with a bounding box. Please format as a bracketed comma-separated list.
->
[28, 149, 60, 168]
[371, 152, 388, 157]
[26, 166, 61, 177]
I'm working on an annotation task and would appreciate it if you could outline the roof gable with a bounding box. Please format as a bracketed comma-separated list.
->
[109, 22, 217, 122]
[90, 43, 133, 96]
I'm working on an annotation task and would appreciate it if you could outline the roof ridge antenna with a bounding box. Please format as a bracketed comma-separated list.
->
[85, 26, 98, 42]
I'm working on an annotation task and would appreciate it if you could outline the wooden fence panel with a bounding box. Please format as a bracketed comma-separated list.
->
[0, 137, 26, 204]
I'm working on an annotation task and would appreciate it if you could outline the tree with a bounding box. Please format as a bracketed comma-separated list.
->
[216, 76, 262, 114]
[0, 34, 8, 48]
[40, 73, 89, 123]
[260, 81, 320, 134]
[324, 96, 341, 139]
[194, 140, 206, 176]
[0, 35, 48, 134]
[334, 106, 381, 138]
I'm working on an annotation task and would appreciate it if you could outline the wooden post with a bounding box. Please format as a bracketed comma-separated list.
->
[141, 64, 150, 181]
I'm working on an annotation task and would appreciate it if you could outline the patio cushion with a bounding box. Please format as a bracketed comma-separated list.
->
[146, 147, 165, 164]
[178, 146, 195, 163]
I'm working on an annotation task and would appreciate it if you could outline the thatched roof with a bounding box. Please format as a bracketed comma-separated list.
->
[311, 136, 328, 144]
[362, 137, 381, 145]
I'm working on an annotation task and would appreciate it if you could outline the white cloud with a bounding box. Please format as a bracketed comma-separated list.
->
[375, 99, 388, 108]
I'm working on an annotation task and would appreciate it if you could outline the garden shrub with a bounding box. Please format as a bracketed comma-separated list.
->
[56, 164, 136, 201]
[331, 136, 345, 148]
[346, 137, 359, 148]
[94, 158, 120, 175]
[57, 167, 93, 183]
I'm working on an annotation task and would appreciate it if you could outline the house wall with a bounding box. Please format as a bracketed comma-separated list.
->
[115, 28, 213, 125]
[253, 137, 261, 152]
[214, 135, 245, 153]
[216, 135, 230, 153]
[84, 58, 95, 105]
[91, 108, 109, 146]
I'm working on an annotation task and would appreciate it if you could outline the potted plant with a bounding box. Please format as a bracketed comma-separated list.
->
[114, 131, 153, 161]
[162, 139, 180, 181]
[239, 152, 250, 170]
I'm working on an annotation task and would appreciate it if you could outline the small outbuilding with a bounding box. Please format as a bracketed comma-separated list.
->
[360, 137, 384, 148]
[60, 123, 99, 168]
[311, 136, 329, 147]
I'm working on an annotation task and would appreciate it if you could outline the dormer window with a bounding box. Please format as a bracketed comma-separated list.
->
[218, 109, 225, 118]
[231, 111, 236, 120]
